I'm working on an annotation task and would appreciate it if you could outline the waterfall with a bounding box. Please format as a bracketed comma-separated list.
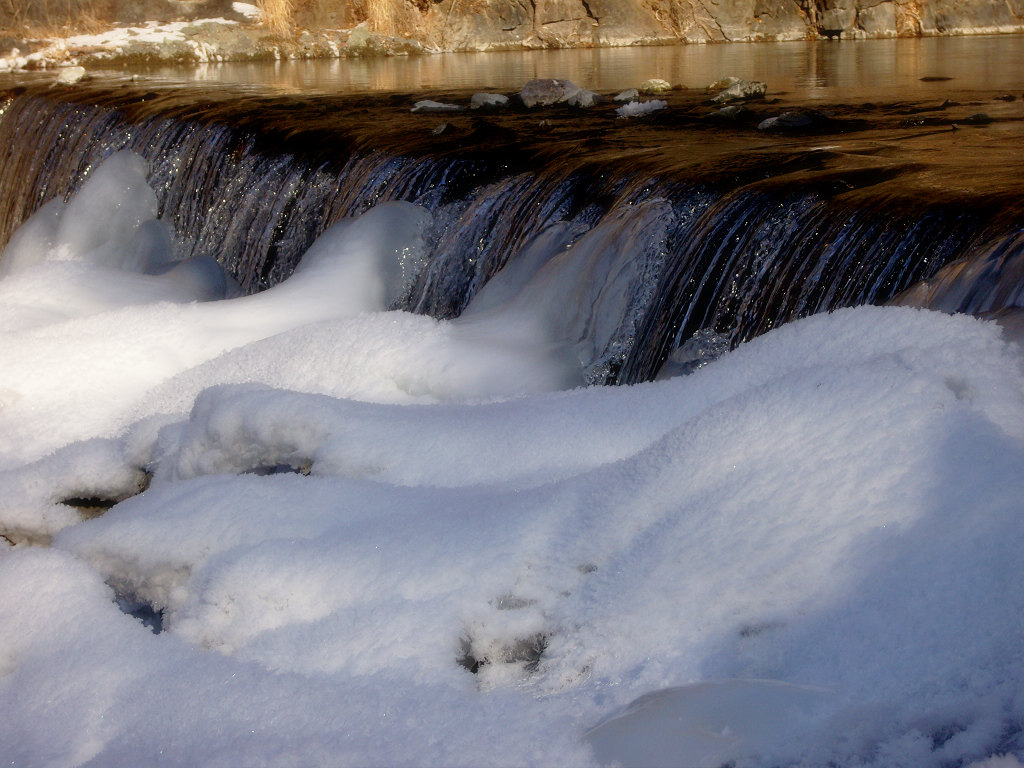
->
[1, 82, 1021, 385]
[893, 229, 1024, 316]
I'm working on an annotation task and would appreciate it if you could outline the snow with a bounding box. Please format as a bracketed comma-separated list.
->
[1, 152, 1024, 767]
[232, 2, 262, 20]
[0, 18, 242, 72]
[585, 680, 834, 767]
[616, 99, 667, 118]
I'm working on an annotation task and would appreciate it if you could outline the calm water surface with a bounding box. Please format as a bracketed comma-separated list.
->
[142, 35, 1024, 98]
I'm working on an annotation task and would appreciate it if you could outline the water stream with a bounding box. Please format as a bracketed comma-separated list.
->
[1, 37, 1023, 383]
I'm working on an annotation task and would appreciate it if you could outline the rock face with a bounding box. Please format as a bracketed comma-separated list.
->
[2, 0, 1023, 59]
[4, 0, 235, 27]
[413, 0, 1023, 46]
[457, 0, 1023, 43]
[429, 0, 674, 50]
[520, 78, 582, 107]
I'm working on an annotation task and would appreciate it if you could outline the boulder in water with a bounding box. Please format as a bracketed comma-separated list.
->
[54, 66, 88, 86]
[711, 79, 767, 103]
[640, 78, 672, 94]
[470, 93, 509, 110]
[519, 78, 581, 108]
[411, 100, 463, 113]
[709, 104, 746, 119]
[345, 22, 423, 56]
[569, 89, 602, 108]
[757, 110, 819, 131]
[614, 88, 640, 102]
[707, 76, 742, 90]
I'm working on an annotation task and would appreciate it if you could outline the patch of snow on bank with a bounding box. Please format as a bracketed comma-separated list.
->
[0, 153, 1023, 767]
[232, 2, 261, 20]
[1, 18, 241, 71]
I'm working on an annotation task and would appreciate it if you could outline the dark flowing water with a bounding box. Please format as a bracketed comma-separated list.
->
[2, 36, 1024, 383]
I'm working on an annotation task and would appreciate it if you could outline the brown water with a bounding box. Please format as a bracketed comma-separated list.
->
[132, 35, 1024, 98]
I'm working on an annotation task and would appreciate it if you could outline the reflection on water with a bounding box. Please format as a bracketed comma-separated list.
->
[141, 35, 1024, 98]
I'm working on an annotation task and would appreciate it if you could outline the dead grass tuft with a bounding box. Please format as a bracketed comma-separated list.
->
[365, 0, 400, 35]
[1, 0, 115, 37]
[257, 0, 297, 36]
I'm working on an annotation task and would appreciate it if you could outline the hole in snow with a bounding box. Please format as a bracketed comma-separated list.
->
[944, 376, 974, 401]
[507, 633, 548, 672]
[60, 496, 124, 519]
[457, 637, 486, 674]
[243, 461, 312, 477]
[112, 590, 164, 634]
[457, 632, 549, 674]
[59, 469, 152, 519]
[994, 721, 1024, 755]
[738, 621, 783, 638]
[929, 722, 967, 749]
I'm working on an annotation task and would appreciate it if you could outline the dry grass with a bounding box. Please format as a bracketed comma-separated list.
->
[0, 0, 28, 31]
[1, 0, 114, 36]
[365, 0, 400, 35]
[0, 0, 423, 40]
[295, 0, 422, 37]
[257, 0, 297, 35]
[257, 0, 401, 36]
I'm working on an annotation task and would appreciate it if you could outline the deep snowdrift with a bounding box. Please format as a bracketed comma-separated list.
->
[1, 152, 1023, 767]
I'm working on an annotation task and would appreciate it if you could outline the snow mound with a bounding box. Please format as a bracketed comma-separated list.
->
[0, 151, 1023, 768]
[586, 680, 833, 767]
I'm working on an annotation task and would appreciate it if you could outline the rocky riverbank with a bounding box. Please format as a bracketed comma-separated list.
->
[2, 0, 1024, 73]
[0, 15, 427, 73]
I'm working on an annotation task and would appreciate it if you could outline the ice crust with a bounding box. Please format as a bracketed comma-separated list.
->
[1, 153, 1023, 767]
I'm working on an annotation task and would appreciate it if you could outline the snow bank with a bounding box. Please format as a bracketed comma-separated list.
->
[1, 153, 1023, 767]
[2, 19, 244, 72]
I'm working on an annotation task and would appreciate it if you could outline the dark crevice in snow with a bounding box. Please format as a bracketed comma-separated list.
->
[457, 632, 549, 674]
[995, 722, 1024, 756]
[508, 633, 548, 672]
[737, 620, 783, 638]
[60, 496, 123, 519]
[58, 469, 152, 520]
[929, 721, 966, 748]
[456, 637, 486, 674]
[243, 461, 313, 477]
[112, 590, 165, 635]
